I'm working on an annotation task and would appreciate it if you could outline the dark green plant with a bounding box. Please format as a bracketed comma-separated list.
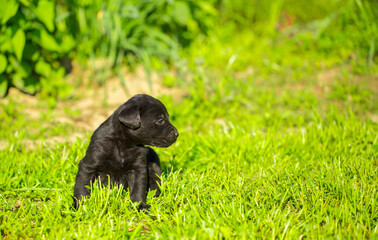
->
[0, 0, 218, 97]
[0, 0, 75, 97]
[65, 0, 217, 84]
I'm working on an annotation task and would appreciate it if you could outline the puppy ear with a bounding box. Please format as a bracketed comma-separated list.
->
[118, 104, 141, 130]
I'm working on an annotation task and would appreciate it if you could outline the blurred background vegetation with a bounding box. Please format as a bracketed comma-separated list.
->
[0, 2, 377, 238]
[0, 0, 376, 98]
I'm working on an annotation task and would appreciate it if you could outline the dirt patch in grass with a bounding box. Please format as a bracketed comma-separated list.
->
[313, 67, 378, 100]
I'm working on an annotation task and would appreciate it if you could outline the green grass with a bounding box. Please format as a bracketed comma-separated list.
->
[0, 65, 377, 239]
[0, 1, 377, 237]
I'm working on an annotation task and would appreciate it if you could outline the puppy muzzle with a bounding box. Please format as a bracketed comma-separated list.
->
[154, 128, 178, 148]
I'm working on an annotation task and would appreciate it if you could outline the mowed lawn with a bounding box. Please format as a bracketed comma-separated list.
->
[0, 66, 377, 239]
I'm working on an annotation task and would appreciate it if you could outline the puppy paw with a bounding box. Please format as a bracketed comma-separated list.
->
[138, 203, 151, 212]
[72, 197, 79, 210]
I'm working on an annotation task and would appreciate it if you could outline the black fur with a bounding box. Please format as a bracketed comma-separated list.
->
[73, 94, 178, 210]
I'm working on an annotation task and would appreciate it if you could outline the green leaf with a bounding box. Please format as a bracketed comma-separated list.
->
[60, 34, 76, 53]
[197, 2, 218, 16]
[23, 43, 40, 61]
[8, 56, 31, 77]
[39, 29, 60, 52]
[77, 7, 87, 33]
[34, 0, 55, 32]
[0, 54, 7, 74]
[12, 74, 38, 95]
[0, 0, 19, 24]
[35, 60, 51, 77]
[11, 29, 26, 61]
[0, 27, 14, 52]
[171, 1, 191, 26]
[0, 75, 8, 97]
[19, 0, 31, 7]
[51, 67, 65, 79]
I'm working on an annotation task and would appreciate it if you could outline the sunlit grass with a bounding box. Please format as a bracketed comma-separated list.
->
[1, 66, 377, 238]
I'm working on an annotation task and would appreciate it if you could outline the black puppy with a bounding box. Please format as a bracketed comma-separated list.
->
[73, 94, 178, 210]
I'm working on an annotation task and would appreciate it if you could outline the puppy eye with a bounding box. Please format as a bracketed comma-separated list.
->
[155, 119, 165, 126]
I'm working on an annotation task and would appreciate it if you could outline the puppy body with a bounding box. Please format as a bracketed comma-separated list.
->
[73, 94, 178, 210]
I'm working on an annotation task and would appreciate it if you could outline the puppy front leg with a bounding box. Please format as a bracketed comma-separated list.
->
[128, 167, 149, 211]
[147, 147, 161, 198]
[73, 161, 96, 209]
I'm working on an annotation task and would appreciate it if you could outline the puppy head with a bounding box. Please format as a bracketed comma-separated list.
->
[118, 94, 179, 147]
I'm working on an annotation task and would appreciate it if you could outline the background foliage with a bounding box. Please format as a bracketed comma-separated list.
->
[0, 0, 376, 97]
[0, 0, 218, 97]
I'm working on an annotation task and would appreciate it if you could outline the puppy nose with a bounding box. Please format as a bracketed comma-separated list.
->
[172, 128, 179, 137]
